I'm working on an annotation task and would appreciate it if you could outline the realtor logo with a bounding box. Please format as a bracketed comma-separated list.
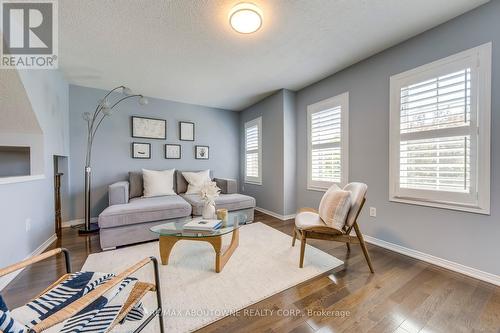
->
[1, 0, 58, 68]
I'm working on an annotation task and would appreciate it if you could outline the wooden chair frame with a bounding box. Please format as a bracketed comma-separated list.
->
[0, 248, 165, 333]
[292, 197, 374, 273]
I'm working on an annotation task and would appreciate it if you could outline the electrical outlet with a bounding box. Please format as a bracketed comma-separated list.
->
[369, 207, 376, 217]
[25, 218, 32, 232]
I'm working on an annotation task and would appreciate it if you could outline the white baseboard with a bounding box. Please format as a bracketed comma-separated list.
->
[255, 207, 296, 221]
[0, 234, 57, 291]
[62, 217, 98, 228]
[364, 235, 500, 286]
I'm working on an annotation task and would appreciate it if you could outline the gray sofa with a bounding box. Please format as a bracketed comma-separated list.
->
[98, 170, 255, 250]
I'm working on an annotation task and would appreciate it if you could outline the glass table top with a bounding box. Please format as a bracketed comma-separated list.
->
[150, 211, 249, 238]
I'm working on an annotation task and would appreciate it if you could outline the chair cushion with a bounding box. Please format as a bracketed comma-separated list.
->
[128, 171, 143, 199]
[343, 183, 368, 228]
[181, 193, 256, 215]
[295, 211, 327, 229]
[318, 184, 352, 230]
[99, 195, 191, 229]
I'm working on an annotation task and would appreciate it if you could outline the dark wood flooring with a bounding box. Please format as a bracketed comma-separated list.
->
[3, 211, 499, 332]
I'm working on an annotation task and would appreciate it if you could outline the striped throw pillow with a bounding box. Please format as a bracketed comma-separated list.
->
[318, 184, 352, 231]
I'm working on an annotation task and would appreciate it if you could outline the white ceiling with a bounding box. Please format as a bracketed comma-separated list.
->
[59, 0, 488, 110]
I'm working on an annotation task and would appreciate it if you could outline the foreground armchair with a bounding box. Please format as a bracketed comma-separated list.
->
[0, 248, 164, 333]
[292, 182, 374, 273]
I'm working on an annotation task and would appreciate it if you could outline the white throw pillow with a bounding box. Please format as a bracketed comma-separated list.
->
[318, 184, 352, 231]
[182, 170, 211, 194]
[142, 169, 176, 197]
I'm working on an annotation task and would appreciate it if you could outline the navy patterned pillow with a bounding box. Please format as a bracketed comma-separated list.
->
[0, 294, 26, 333]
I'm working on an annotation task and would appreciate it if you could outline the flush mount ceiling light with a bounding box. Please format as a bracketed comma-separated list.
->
[229, 3, 263, 34]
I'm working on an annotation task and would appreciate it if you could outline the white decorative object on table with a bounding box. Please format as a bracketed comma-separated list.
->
[200, 181, 220, 219]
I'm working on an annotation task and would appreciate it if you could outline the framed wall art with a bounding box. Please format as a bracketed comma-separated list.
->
[132, 142, 151, 159]
[165, 144, 181, 159]
[195, 145, 209, 160]
[131, 116, 166, 139]
[179, 121, 195, 141]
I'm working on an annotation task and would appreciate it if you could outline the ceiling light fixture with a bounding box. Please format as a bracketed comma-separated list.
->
[229, 3, 263, 34]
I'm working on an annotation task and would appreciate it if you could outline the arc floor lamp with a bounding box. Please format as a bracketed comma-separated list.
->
[79, 85, 148, 234]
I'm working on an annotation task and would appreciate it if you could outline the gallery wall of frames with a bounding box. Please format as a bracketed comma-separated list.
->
[130, 117, 209, 160]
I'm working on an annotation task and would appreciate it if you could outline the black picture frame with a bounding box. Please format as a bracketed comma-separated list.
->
[165, 144, 181, 159]
[195, 145, 209, 160]
[132, 142, 151, 159]
[131, 116, 167, 140]
[179, 121, 195, 141]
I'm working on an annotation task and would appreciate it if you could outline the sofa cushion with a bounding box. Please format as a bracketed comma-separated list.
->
[182, 170, 211, 194]
[99, 195, 191, 229]
[142, 168, 176, 197]
[181, 193, 256, 216]
[175, 170, 213, 194]
[129, 171, 143, 199]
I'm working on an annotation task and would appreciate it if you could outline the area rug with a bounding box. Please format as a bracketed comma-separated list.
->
[82, 222, 343, 332]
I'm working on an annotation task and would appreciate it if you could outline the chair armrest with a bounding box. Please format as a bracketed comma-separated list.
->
[298, 207, 318, 214]
[0, 248, 71, 278]
[29, 257, 155, 333]
[109, 181, 130, 206]
[214, 178, 237, 194]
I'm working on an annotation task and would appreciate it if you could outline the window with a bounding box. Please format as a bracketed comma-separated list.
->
[307, 92, 349, 190]
[389, 43, 491, 214]
[245, 117, 262, 184]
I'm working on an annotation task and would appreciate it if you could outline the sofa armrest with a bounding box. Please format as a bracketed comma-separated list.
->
[109, 181, 130, 206]
[214, 178, 237, 194]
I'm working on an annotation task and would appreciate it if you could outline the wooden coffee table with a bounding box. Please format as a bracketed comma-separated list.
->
[150, 212, 247, 273]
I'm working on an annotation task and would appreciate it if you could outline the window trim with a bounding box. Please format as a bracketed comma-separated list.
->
[389, 43, 491, 214]
[244, 116, 262, 185]
[307, 92, 349, 191]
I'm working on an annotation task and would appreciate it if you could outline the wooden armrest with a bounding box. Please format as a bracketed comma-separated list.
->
[112, 282, 155, 327]
[0, 248, 71, 278]
[29, 257, 154, 333]
[297, 207, 318, 214]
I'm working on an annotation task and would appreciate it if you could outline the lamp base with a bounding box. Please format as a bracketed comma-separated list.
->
[78, 223, 100, 235]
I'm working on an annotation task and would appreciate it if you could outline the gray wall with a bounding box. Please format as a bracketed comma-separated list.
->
[295, 0, 500, 275]
[239, 90, 285, 214]
[0, 147, 30, 177]
[0, 69, 69, 286]
[239, 89, 297, 216]
[283, 90, 297, 216]
[68, 85, 240, 219]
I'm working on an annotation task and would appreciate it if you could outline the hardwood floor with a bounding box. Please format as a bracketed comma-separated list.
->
[3, 211, 499, 332]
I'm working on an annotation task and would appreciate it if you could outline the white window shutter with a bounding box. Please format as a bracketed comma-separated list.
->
[307, 92, 349, 190]
[389, 43, 491, 214]
[245, 117, 262, 184]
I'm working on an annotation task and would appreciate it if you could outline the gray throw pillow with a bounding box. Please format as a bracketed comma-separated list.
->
[129, 171, 143, 199]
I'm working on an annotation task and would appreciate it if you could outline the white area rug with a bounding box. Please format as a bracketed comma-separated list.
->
[83, 222, 343, 332]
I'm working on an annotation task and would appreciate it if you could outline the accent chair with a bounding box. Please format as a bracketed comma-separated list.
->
[292, 182, 374, 273]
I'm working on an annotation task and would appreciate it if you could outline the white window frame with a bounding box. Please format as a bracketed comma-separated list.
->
[307, 92, 349, 191]
[244, 116, 262, 185]
[389, 43, 491, 214]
